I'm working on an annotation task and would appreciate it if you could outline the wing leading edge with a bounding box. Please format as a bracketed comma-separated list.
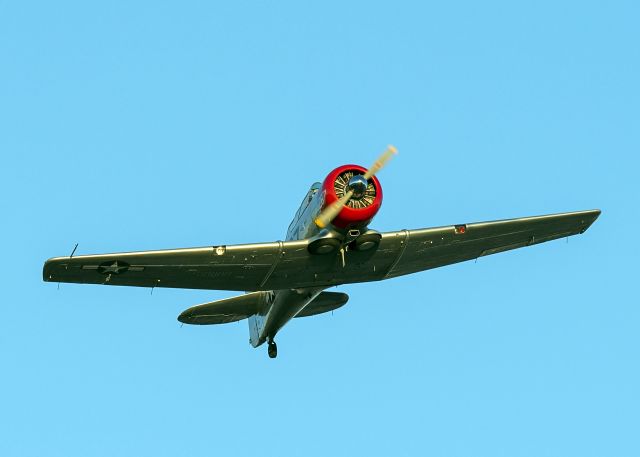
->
[43, 209, 600, 291]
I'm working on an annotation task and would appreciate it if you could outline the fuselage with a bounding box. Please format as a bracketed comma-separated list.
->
[248, 163, 384, 349]
[248, 182, 328, 347]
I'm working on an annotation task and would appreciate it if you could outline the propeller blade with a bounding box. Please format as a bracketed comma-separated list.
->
[315, 189, 354, 228]
[363, 145, 397, 180]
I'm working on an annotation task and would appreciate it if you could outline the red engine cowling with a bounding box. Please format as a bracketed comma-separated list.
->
[320, 164, 383, 229]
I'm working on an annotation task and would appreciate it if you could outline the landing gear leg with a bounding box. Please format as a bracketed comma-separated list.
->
[267, 339, 278, 359]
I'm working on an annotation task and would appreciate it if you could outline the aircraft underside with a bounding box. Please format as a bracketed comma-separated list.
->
[42, 147, 600, 359]
[248, 288, 324, 358]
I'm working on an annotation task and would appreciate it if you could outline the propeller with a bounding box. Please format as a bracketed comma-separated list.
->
[314, 145, 397, 228]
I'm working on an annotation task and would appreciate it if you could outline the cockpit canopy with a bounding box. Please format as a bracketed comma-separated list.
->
[286, 182, 321, 239]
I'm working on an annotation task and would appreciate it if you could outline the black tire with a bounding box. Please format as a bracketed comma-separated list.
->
[353, 233, 381, 251]
[268, 341, 278, 359]
[308, 237, 341, 255]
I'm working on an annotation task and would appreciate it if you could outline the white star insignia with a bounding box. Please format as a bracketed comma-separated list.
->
[102, 261, 126, 274]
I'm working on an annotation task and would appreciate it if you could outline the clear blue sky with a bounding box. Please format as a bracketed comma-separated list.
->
[1, 1, 638, 456]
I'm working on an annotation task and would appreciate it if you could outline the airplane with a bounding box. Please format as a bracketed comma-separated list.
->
[43, 147, 601, 358]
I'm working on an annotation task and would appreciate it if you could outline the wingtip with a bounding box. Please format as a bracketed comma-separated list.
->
[42, 256, 71, 283]
[42, 258, 55, 282]
[586, 208, 602, 222]
[578, 209, 602, 234]
[573, 208, 601, 221]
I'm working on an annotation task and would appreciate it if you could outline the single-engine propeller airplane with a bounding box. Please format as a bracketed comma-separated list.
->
[43, 147, 600, 358]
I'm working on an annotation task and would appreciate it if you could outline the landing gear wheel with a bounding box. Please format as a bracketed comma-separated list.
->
[353, 232, 381, 251]
[268, 341, 278, 359]
[308, 237, 340, 255]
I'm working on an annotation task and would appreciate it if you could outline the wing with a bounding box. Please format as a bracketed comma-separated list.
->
[374, 209, 601, 281]
[43, 209, 600, 291]
[43, 241, 310, 291]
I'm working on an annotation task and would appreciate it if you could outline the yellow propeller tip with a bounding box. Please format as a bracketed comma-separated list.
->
[388, 145, 398, 154]
[314, 218, 326, 228]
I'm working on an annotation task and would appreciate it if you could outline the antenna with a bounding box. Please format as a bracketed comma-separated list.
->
[69, 243, 78, 258]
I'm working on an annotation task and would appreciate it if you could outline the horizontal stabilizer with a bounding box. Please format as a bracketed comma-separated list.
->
[295, 292, 349, 318]
[178, 292, 270, 325]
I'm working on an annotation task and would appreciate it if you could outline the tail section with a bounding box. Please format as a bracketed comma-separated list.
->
[177, 290, 349, 350]
[248, 314, 267, 348]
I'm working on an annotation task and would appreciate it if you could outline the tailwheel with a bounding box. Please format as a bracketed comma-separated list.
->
[267, 340, 278, 359]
